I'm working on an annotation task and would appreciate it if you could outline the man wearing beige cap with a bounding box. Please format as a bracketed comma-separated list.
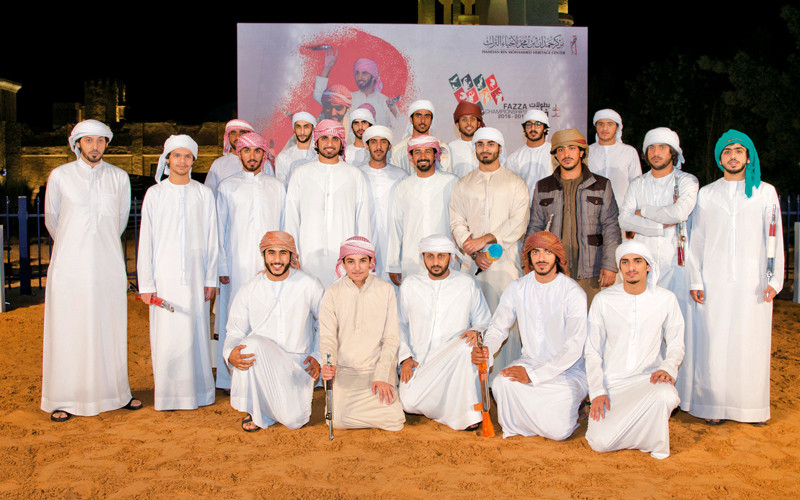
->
[527, 128, 621, 305]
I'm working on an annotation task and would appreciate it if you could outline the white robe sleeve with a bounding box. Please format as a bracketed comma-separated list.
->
[449, 182, 471, 249]
[313, 76, 328, 105]
[355, 169, 371, 238]
[204, 165, 219, 193]
[216, 187, 230, 277]
[639, 174, 699, 225]
[397, 282, 413, 364]
[483, 283, 518, 366]
[386, 190, 404, 274]
[688, 192, 707, 292]
[136, 190, 157, 294]
[203, 189, 220, 288]
[765, 186, 785, 294]
[222, 283, 252, 369]
[657, 292, 686, 380]
[469, 280, 493, 333]
[309, 278, 325, 365]
[584, 299, 608, 400]
[284, 173, 302, 256]
[489, 178, 530, 250]
[527, 286, 587, 386]
[118, 174, 132, 236]
[44, 170, 61, 239]
[618, 178, 664, 237]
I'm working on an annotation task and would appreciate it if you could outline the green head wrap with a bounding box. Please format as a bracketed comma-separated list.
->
[714, 129, 761, 198]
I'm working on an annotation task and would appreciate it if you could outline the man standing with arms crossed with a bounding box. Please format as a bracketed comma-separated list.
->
[43, 119, 140, 422]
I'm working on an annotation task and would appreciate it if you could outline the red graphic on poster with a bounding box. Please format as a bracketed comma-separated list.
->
[485, 74, 499, 92]
[256, 27, 416, 151]
[479, 87, 493, 105]
[490, 88, 504, 104]
[453, 88, 467, 102]
[466, 88, 479, 104]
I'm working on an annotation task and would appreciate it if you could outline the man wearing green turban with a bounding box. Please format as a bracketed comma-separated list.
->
[687, 129, 783, 425]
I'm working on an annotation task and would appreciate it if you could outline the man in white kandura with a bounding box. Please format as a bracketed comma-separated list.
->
[587, 109, 641, 209]
[387, 135, 459, 287]
[473, 231, 588, 440]
[448, 101, 484, 178]
[618, 127, 698, 412]
[205, 119, 257, 195]
[137, 135, 219, 411]
[398, 235, 492, 430]
[450, 127, 530, 384]
[585, 241, 685, 459]
[688, 129, 784, 426]
[344, 106, 374, 167]
[43, 119, 140, 422]
[224, 231, 324, 432]
[390, 100, 452, 175]
[320, 237, 405, 431]
[215, 132, 286, 392]
[357, 126, 408, 282]
[506, 110, 553, 204]
[275, 112, 317, 189]
[284, 119, 370, 288]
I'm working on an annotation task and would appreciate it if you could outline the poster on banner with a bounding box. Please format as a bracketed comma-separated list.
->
[237, 24, 587, 154]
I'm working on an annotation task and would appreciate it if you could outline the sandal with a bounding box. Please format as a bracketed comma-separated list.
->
[122, 398, 143, 411]
[241, 414, 260, 433]
[50, 410, 71, 422]
[705, 419, 724, 426]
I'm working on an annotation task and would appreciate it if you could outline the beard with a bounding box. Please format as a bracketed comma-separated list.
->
[296, 133, 311, 144]
[415, 159, 433, 172]
[533, 260, 556, 276]
[525, 129, 544, 143]
[80, 148, 104, 164]
[723, 162, 747, 175]
[478, 151, 499, 165]
[266, 261, 290, 278]
[356, 74, 374, 91]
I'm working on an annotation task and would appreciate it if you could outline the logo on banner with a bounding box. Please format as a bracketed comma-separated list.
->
[571, 35, 577, 55]
[450, 73, 504, 107]
[481, 34, 566, 55]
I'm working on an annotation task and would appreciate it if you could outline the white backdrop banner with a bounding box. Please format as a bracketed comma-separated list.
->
[238, 24, 587, 154]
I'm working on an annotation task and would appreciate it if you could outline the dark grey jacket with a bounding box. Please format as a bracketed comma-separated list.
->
[526, 167, 621, 279]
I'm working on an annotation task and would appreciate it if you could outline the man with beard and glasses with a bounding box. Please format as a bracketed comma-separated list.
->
[507, 110, 553, 205]
[215, 133, 286, 392]
[344, 106, 374, 167]
[276, 112, 318, 189]
[588, 109, 641, 211]
[585, 241, 684, 459]
[448, 101, 485, 178]
[398, 235, 492, 431]
[357, 126, 408, 283]
[43, 119, 140, 422]
[450, 127, 529, 384]
[205, 119, 259, 195]
[618, 127, 698, 413]
[472, 231, 588, 440]
[688, 130, 783, 426]
[224, 231, 324, 432]
[527, 128, 621, 306]
[387, 135, 458, 287]
[285, 120, 370, 288]
[314, 51, 399, 127]
[391, 100, 452, 176]
[137, 135, 219, 411]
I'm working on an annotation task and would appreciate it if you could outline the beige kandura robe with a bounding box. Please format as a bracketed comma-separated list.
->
[319, 275, 405, 431]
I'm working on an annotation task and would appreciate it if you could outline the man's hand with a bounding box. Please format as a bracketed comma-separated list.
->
[590, 395, 610, 421]
[460, 330, 478, 347]
[140, 292, 154, 305]
[204, 287, 216, 302]
[764, 285, 777, 303]
[321, 364, 337, 381]
[372, 381, 395, 405]
[500, 366, 531, 384]
[650, 370, 674, 385]
[400, 358, 418, 384]
[691, 290, 704, 304]
[304, 357, 320, 380]
[322, 48, 338, 77]
[599, 269, 617, 288]
[474, 252, 493, 271]
[228, 345, 255, 371]
[463, 234, 495, 256]
[386, 98, 399, 117]
[220, 276, 230, 285]
[471, 345, 489, 366]
[389, 273, 403, 287]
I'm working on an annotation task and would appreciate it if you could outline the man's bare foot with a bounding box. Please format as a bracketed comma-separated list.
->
[242, 414, 260, 432]
[705, 419, 724, 426]
[50, 410, 71, 422]
[122, 398, 143, 410]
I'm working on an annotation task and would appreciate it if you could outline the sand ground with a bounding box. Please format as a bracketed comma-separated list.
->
[1, 286, 799, 499]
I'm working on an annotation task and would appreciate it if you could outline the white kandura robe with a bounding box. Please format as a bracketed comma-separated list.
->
[397, 271, 492, 430]
[688, 179, 784, 423]
[584, 284, 685, 459]
[506, 142, 553, 205]
[42, 159, 133, 416]
[387, 171, 459, 279]
[618, 169, 699, 411]
[314, 76, 397, 128]
[215, 170, 286, 389]
[137, 180, 219, 411]
[448, 138, 477, 178]
[345, 143, 369, 167]
[284, 159, 371, 288]
[486, 273, 588, 440]
[223, 270, 324, 429]
[275, 144, 317, 189]
[449, 166, 530, 384]
[588, 142, 642, 207]
[358, 162, 409, 282]
[390, 136, 453, 176]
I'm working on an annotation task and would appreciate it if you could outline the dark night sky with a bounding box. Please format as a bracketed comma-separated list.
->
[2, 1, 793, 129]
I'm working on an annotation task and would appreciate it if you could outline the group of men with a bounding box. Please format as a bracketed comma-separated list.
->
[41, 95, 783, 460]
